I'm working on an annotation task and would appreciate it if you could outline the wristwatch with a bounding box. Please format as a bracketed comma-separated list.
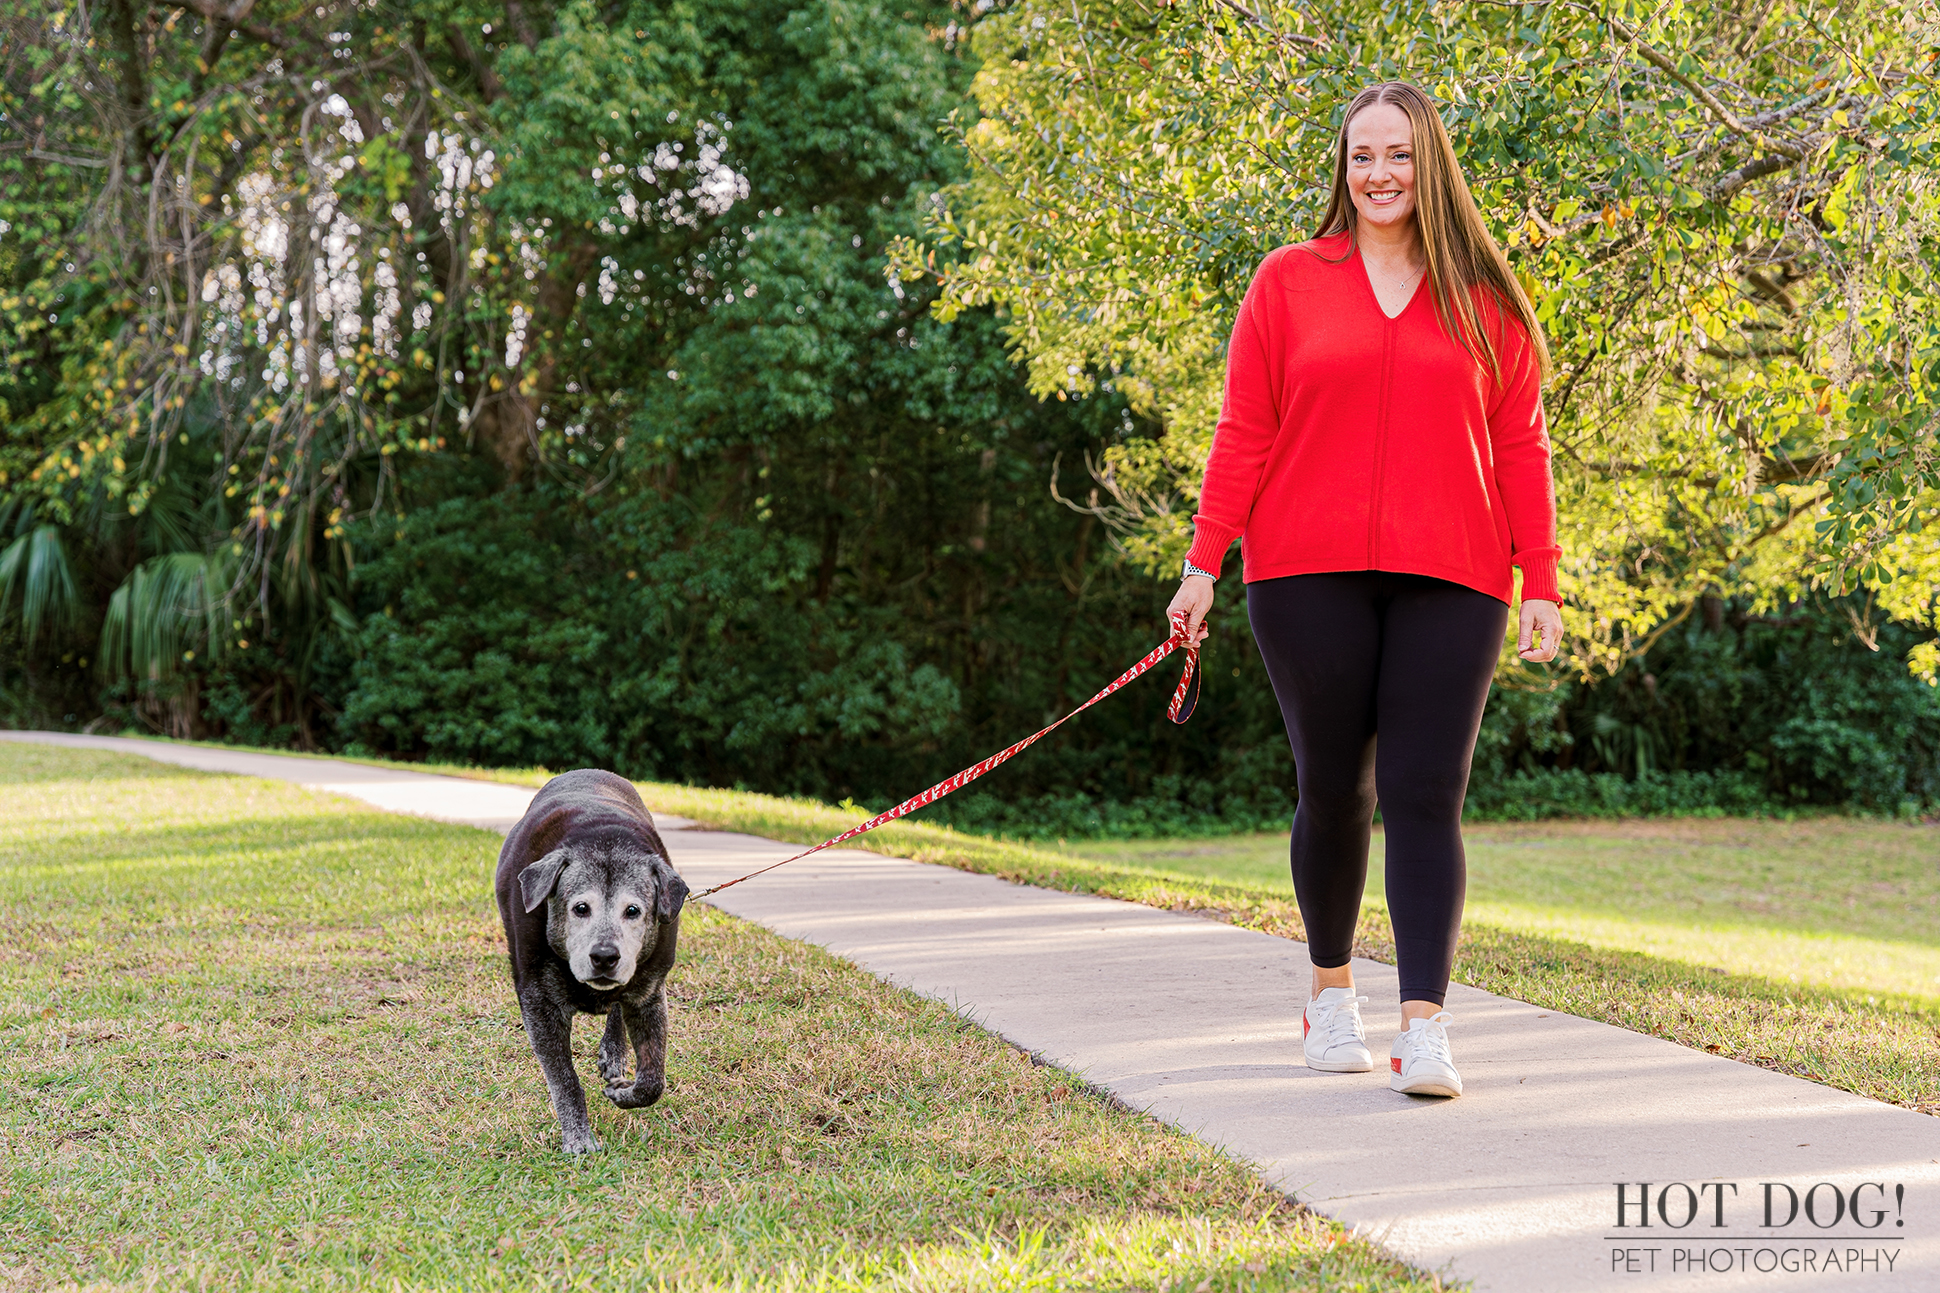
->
[1183, 558, 1218, 581]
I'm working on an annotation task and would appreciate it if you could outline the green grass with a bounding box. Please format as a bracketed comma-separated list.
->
[0, 744, 1438, 1292]
[1066, 820, 1940, 1003]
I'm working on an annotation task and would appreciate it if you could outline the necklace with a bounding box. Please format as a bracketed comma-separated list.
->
[1373, 261, 1424, 291]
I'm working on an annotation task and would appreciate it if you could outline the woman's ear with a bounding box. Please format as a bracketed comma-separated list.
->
[518, 849, 570, 913]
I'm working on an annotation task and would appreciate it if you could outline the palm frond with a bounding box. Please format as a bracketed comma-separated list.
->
[0, 526, 81, 647]
[0, 498, 37, 541]
[99, 552, 235, 682]
[135, 468, 211, 559]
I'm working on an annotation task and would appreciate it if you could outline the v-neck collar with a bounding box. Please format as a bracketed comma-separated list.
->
[1351, 241, 1425, 322]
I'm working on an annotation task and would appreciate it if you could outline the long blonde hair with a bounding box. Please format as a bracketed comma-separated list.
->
[1314, 82, 1551, 382]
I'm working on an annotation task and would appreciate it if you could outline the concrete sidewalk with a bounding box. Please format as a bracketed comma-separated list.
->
[8, 731, 1936, 1291]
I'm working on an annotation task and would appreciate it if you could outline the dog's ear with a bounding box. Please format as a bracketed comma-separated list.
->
[519, 849, 571, 913]
[653, 857, 688, 923]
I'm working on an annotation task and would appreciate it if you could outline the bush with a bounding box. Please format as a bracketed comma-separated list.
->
[1481, 600, 1940, 812]
[1463, 768, 1775, 821]
[917, 783, 1294, 841]
[330, 511, 1936, 835]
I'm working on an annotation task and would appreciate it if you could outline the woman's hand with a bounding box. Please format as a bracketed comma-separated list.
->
[1166, 574, 1216, 645]
[1517, 598, 1563, 663]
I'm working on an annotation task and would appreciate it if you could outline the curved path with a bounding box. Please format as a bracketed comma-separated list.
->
[6, 730, 1936, 1291]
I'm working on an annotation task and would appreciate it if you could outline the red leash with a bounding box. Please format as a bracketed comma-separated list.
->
[691, 612, 1202, 899]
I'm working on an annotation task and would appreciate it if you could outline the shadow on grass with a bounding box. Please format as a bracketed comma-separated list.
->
[0, 744, 204, 784]
[2, 811, 466, 864]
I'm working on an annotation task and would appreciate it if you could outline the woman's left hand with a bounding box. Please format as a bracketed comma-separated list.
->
[1517, 599, 1563, 663]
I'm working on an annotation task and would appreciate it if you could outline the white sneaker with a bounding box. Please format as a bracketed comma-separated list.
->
[1390, 1011, 1462, 1097]
[1302, 986, 1373, 1072]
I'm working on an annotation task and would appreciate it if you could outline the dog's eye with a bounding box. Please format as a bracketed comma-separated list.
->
[571, 902, 592, 918]
[623, 904, 642, 920]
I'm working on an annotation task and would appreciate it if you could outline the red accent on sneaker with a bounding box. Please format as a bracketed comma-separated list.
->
[1304, 1017, 1312, 1038]
[1391, 1057, 1403, 1073]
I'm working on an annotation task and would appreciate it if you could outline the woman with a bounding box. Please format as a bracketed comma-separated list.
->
[1166, 81, 1563, 1098]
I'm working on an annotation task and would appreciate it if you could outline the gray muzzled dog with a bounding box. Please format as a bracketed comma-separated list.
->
[494, 768, 689, 1153]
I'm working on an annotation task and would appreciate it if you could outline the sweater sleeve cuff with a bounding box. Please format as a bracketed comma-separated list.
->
[1515, 549, 1561, 604]
[1186, 519, 1241, 577]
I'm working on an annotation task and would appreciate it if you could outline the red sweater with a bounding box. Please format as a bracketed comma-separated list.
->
[1186, 234, 1561, 605]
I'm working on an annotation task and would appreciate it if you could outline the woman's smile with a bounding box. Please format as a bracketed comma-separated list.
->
[1345, 102, 1418, 226]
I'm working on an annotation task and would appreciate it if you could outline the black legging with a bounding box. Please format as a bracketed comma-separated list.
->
[1248, 571, 1508, 1006]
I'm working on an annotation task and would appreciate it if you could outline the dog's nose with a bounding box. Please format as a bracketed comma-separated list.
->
[589, 944, 621, 976]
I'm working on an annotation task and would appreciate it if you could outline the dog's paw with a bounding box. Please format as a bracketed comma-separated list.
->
[560, 1128, 602, 1155]
[603, 1078, 664, 1109]
[597, 1058, 631, 1086]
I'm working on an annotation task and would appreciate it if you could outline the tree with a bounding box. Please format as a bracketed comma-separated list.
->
[328, 1, 1248, 810]
[2, 0, 1034, 739]
[3, 0, 508, 733]
[2, 0, 1234, 811]
[893, 0, 1940, 677]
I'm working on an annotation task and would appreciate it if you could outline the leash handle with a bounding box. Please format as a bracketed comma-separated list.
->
[692, 613, 1201, 900]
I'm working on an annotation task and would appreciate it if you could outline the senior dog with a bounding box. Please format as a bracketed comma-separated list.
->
[495, 769, 689, 1154]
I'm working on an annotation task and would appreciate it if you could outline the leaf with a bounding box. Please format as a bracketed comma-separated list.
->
[0, 525, 79, 647]
[98, 552, 235, 683]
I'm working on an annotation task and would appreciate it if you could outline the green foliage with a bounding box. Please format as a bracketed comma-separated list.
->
[0, 0, 1006, 740]
[1477, 597, 1940, 812]
[277, 0, 1296, 812]
[98, 552, 233, 683]
[334, 350, 1196, 801]
[0, 523, 76, 648]
[901, 0, 1940, 674]
[343, 497, 619, 768]
[4, 0, 1936, 832]
[1463, 769, 1777, 820]
[0, 0, 477, 727]
[1457, 596, 1922, 814]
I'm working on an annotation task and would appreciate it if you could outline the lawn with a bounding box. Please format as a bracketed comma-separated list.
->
[0, 744, 1437, 1291]
[1067, 819, 1940, 1004]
